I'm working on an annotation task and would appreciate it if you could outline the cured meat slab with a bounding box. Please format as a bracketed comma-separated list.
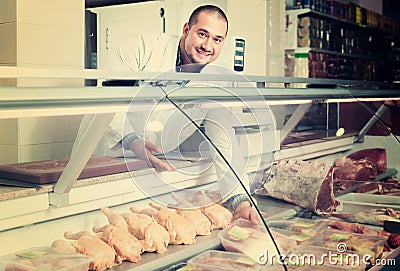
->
[256, 159, 342, 215]
[0, 156, 149, 184]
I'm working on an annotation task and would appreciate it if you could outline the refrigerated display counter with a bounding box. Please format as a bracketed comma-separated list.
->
[0, 67, 399, 270]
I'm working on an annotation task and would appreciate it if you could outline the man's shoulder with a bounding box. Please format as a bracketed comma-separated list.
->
[139, 32, 180, 45]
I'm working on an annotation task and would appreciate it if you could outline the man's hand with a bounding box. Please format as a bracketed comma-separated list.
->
[130, 139, 175, 171]
[233, 200, 260, 225]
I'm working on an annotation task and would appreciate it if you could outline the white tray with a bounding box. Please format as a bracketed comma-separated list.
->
[337, 193, 400, 207]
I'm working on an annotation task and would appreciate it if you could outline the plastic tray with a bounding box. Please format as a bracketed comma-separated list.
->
[337, 193, 400, 207]
[0, 247, 92, 271]
[270, 228, 314, 246]
[162, 262, 201, 271]
[267, 218, 329, 237]
[187, 250, 264, 271]
[218, 219, 297, 261]
[290, 246, 366, 271]
[303, 230, 387, 263]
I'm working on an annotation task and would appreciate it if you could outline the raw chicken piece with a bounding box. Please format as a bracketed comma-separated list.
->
[169, 192, 212, 236]
[51, 239, 78, 253]
[92, 224, 143, 263]
[64, 231, 117, 271]
[133, 202, 196, 245]
[121, 210, 169, 254]
[188, 191, 233, 229]
[101, 207, 128, 228]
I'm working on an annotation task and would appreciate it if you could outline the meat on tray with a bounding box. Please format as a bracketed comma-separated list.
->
[356, 176, 400, 195]
[54, 231, 118, 271]
[333, 148, 387, 191]
[329, 220, 400, 251]
[92, 207, 143, 263]
[92, 224, 143, 264]
[169, 192, 213, 236]
[132, 202, 197, 245]
[331, 208, 400, 226]
[121, 210, 170, 254]
[187, 191, 233, 230]
[256, 159, 342, 215]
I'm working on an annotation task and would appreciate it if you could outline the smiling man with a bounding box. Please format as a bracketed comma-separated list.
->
[179, 5, 228, 68]
[77, 5, 261, 224]
[108, 5, 228, 73]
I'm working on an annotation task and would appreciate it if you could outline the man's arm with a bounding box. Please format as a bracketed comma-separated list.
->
[223, 193, 260, 225]
[122, 133, 175, 171]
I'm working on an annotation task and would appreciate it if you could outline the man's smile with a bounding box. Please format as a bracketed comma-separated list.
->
[196, 48, 212, 57]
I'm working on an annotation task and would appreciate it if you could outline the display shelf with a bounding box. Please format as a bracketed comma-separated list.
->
[0, 67, 399, 271]
[0, 67, 398, 208]
[293, 8, 400, 36]
[286, 8, 400, 81]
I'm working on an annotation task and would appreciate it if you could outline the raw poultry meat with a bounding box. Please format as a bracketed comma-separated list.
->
[100, 207, 128, 228]
[132, 202, 196, 245]
[94, 207, 143, 262]
[148, 202, 196, 245]
[169, 192, 212, 235]
[121, 210, 169, 253]
[92, 224, 143, 263]
[51, 239, 78, 253]
[7, 245, 90, 271]
[63, 231, 117, 271]
[187, 191, 233, 229]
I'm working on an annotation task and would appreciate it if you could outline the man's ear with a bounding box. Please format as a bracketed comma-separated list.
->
[182, 22, 189, 35]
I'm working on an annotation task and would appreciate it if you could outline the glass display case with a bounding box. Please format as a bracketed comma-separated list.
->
[0, 66, 399, 270]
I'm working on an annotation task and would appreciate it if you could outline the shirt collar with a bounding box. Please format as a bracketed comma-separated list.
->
[176, 47, 183, 72]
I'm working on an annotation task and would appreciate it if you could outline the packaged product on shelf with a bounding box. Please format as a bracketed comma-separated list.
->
[0, 247, 92, 271]
[289, 246, 366, 271]
[303, 230, 387, 264]
[267, 217, 329, 237]
[187, 250, 262, 271]
[218, 219, 297, 262]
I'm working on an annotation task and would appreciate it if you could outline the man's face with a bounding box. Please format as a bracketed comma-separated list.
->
[181, 12, 227, 65]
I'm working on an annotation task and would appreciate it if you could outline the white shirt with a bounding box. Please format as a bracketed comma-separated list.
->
[74, 33, 251, 201]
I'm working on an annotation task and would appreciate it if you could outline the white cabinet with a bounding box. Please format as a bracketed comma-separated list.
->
[0, 0, 85, 164]
[90, 1, 164, 70]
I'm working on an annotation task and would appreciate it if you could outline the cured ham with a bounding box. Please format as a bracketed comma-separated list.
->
[256, 159, 342, 215]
